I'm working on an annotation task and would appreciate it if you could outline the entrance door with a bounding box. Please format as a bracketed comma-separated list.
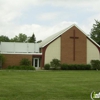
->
[33, 58, 40, 69]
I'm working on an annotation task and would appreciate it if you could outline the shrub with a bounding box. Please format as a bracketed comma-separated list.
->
[60, 64, 91, 70]
[7, 65, 35, 70]
[21, 65, 35, 70]
[61, 63, 68, 70]
[44, 64, 50, 70]
[7, 66, 13, 69]
[50, 59, 61, 70]
[6, 58, 35, 70]
[86, 64, 91, 70]
[75, 64, 91, 70]
[90, 60, 100, 70]
[20, 58, 31, 66]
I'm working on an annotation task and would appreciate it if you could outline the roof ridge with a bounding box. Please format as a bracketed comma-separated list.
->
[40, 24, 100, 48]
[40, 24, 76, 47]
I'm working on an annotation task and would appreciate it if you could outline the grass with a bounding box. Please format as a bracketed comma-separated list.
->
[0, 70, 100, 100]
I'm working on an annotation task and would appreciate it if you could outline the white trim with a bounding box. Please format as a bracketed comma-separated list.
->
[74, 25, 100, 47]
[40, 24, 100, 48]
[1, 52, 42, 55]
[87, 36, 100, 48]
[33, 58, 40, 68]
[40, 24, 75, 47]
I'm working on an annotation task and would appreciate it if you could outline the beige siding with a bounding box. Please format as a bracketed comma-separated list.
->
[87, 39, 100, 63]
[45, 37, 61, 64]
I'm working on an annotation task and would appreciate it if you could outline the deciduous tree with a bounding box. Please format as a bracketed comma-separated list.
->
[0, 35, 10, 42]
[10, 33, 27, 42]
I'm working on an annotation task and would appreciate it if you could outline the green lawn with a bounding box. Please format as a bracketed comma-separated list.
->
[0, 70, 100, 100]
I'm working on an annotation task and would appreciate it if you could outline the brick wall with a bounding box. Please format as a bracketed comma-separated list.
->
[61, 26, 87, 64]
[3, 54, 32, 68]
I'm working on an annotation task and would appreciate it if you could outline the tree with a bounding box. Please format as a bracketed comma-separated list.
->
[10, 33, 27, 42]
[0, 33, 37, 43]
[28, 33, 36, 43]
[0, 35, 10, 42]
[90, 20, 100, 45]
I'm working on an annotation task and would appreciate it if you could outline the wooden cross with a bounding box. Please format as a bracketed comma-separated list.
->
[70, 30, 79, 61]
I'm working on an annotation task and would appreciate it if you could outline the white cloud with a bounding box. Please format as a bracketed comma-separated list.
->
[1, 21, 77, 41]
[80, 13, 100, 35]
[0, 0, 41, 23]
[42, 0, 100, 12]
[0, 0, 100, 42]
[38, 12, 59, 21]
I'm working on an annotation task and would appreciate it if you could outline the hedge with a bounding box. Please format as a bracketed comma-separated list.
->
[61, 64, 91, 70]
[7, 65, 35, 70]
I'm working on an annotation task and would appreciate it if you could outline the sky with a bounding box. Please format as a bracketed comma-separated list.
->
[0, 0, 100, 41]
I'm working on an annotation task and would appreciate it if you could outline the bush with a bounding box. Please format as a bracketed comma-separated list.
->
[75, 64, 91, 70]
[7, 65, 35, 70]
[50, 59, 60, 70]
[60, 64, 91, 70]
[44, 64, 50, 70]
[68, 64, 76, 70]
[6, 58, 35, 70]
[20, 58, 31, 66]
[86, 64, 92, 70]
[61, 63, 68, 70]
[90, 60, 100, 70]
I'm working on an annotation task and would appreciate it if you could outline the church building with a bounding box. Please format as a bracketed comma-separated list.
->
[0, 24, 100, 69]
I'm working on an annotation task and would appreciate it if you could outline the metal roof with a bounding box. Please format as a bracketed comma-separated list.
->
[39, 24, 100, 48]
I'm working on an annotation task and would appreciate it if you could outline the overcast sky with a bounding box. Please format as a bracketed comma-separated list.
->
[0, 0, 100, 41]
